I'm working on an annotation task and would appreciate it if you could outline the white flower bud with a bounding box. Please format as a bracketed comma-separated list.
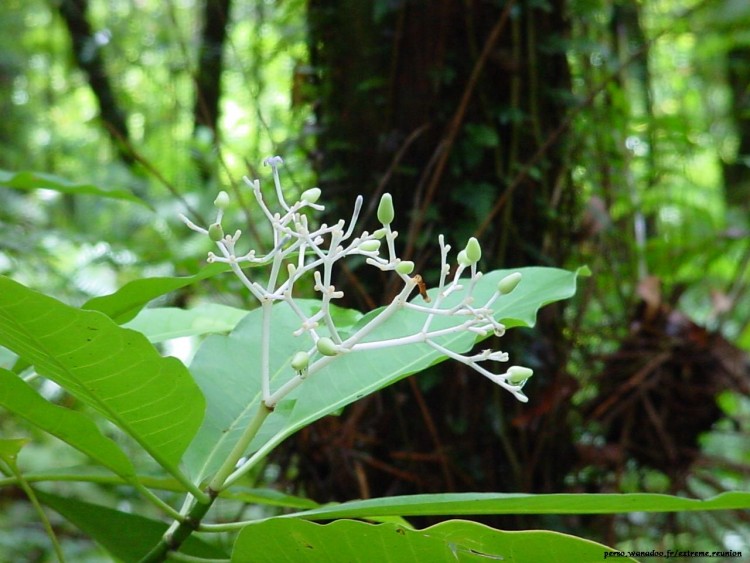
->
[301, 187, 321, 204]
[395, 260, 414, 275]
[465, 237, 482, 264]
[498, 272, 522, 295]
[291, 351, 310, 372]
[263, 155, 283, 167]
[358, 240, 381, 252]
[506, 365, 533, 385]
[208, 223, 224, 242]
[214, 191, 230, 210]
[316, 337, 339, 357]
[377, 193, 395, 225]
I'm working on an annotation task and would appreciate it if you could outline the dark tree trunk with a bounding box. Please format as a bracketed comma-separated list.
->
[57, 0, 133, 166]
[193, 0, 230, 137]
[192, 0, 231, 181]
[723, 46, 750, 211]
[291, 0, 578, 517]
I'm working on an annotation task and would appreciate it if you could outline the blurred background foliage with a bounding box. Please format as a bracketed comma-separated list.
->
[1, 0, 750, 560]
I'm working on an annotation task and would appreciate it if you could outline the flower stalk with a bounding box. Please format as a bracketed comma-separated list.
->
[181, 156, 533, 411]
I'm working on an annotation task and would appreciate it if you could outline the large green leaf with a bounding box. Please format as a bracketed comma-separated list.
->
[0, 276, 204, 485]
[232, 518, 632, 563]
[0, 169, 148, 207]
[278, 491, 750, 520]
[36, 491, 227, 562]
[123, 302, 249, 342]
[82, 263, 229, 324]
[184, 267, 584, 480]
[0, 368, 136, 481]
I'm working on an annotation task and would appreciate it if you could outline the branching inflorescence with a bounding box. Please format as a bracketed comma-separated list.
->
[181, 156, 533, 406]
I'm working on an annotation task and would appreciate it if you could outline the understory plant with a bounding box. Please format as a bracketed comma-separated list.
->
[1, 159, 746, 562]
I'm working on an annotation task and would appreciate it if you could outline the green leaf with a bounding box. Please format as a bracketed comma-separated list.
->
[232, 519, 632, 563]
[0, 169, 149, 207]
[0, 438, 28, 461]
[36, 491, 227, 562]
[0, 467, 319, 509]
[0, 368, 136, 481]
[223, 486, 320, 510]
[326, 301, 363, 330]
[465, 122, 500, 148]
[0, 465, 185, 491]
[83, 263, 229, 324]
[183, 300, 316, 479]
[279, 491, 750, 520]
[123, 302, 249, 342]
[0, 276, 205, 486]
[184, 267, 584, 480]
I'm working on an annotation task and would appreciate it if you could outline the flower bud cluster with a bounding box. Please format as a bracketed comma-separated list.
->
[181, 156, 533, 406]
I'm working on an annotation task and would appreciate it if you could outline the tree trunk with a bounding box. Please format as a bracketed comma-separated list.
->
[57, 0, 133, 166]
[192, 0, 231, 179]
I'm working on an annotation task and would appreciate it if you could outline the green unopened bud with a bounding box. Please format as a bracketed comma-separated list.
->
[208, 223, 224, 242]
[301, 187, 321, 204]
[291, 351, 310, 372]
[316, 337, 338, 357]
[377, 193, 395, 225]
[465, 237, 482, 264]
[373, 228, 388, 239]
[359, 240, 381, 252]
[395, 260, 414, 275]
[498, 272, 522, 295]
[457, 250, 471, 267]
[213, 191, 230, 210]
[506, 366, 533, 385]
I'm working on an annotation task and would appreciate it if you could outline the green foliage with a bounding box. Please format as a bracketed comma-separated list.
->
[2, 254, 747, 560]
[233, 519, 635, 563]
[0, 368, 136, 482]
[0, 261, 615, 560]
[0, 170, 148, 207]
[82, 263, 229, 324]
[0, 275, 204, 490]
[123, 302, 249, 343]
[279, 491, 750, 521]
[36, 491, 228, 562]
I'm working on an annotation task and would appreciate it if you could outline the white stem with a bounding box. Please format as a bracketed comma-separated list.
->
[341, 195, 363, 240]
[426, 340, 527, 402]
[271, 163, 290, 212]
[339, 280, 416, 349]
[260, 299, 273, 401]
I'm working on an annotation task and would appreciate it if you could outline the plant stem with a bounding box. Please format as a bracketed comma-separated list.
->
[166, 552, 230, 562]
[140, 403, 271, 562]
[208, 402, 272, 492]
[138, 491, 217, 563]
[136, 482, 185, 520]
[0, 458, 66, 563]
